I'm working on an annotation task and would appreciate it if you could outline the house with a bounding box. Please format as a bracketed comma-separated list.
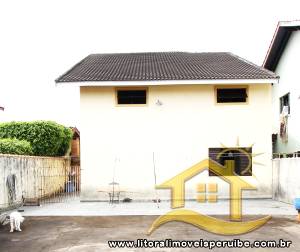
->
[263, 20, 300, 156]
[56, 52, 278, 202]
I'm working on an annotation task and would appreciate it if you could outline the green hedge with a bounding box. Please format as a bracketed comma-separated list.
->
[57, 126, 74, 156]
[0, 121, 73, 156]
[0, 138, 33, 155]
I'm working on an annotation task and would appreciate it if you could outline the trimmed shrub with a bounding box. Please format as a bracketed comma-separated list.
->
[0, 138, 33, 155]
[0, 121, 73, 156]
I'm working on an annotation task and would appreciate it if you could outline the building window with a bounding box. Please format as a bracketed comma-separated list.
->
[216, 88, 247, 103]
[280, 93, 290, 114]
[116, 89, 147, 105]
[209, 147, 252, 176]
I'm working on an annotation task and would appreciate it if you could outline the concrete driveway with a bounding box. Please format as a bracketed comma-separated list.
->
[1, 215, 300, 252]
[1, 200, 299, 251]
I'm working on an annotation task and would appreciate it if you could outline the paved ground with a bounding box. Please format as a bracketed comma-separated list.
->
[1, 200, 299, 251]
[21, 199, 295, 216]
[1, 215, 300, 252]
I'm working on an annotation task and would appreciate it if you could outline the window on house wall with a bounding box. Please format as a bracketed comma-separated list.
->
[216, 88, 248, 103]
[209, 147, 252, 176]
[116, 89, 147, 105]
[280, 93, 290, 114]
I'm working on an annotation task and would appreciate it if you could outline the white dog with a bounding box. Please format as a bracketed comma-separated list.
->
[1, 211, 25, 232]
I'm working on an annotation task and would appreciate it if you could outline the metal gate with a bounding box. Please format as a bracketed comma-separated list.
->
[24, 165, 81, 205]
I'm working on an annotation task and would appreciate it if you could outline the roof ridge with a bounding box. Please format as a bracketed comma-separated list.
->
[88, 51, 230, 56]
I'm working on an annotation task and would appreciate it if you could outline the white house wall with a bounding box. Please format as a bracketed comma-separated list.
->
[272, 30, 300, 154]
[80, 84, 273, 202]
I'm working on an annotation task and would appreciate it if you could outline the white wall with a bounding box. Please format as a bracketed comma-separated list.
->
[272, 30, 300, 154]
[80, 84, 273, 201]
[272, 157, 300, 204]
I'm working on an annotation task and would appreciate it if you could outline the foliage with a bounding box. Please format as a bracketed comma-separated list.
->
[57, 126, 73, 156]
[0, 138, 33, 155]
[0, 121, 73, 156]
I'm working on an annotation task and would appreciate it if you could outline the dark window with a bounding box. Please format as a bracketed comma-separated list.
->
[209, 147, 252, 176]
[117, 89, 147, 105]
[280, 93, 290, 114]
[216, 88, 247, 103]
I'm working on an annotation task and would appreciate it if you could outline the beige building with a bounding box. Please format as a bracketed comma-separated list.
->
[56, 52, 278, 202]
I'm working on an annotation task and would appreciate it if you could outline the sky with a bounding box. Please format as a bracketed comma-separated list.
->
[0, 0, 299, 128]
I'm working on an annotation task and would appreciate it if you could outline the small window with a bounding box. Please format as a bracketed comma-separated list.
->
[280, 93, 290, 114]
[216, 88, 247, 103]
[209, 147, 252, 176]
[117, 89, 147, 105]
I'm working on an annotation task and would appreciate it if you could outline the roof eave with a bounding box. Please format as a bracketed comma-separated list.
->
[263, 21, 300, 71]
[56, 78, 279, 87]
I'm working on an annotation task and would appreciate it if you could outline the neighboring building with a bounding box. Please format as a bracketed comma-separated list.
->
[69, 127, 81, 193]
[56, 52, 278, 201]
[70, 127, 80, 165]
[264, 20, 300, 155]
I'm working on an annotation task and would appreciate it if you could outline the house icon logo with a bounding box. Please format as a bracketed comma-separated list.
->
[148, 149, 271, 235]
